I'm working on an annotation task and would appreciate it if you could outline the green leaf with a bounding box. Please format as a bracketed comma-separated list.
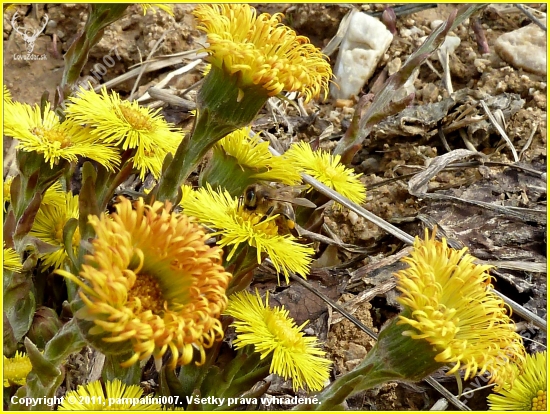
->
[3, 271, 36, 341]
[22, 337, 65, 410]
[43, 318, 86, 367]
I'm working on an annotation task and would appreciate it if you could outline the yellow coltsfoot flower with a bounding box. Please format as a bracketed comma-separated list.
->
[181, 184, 314, 282]
[395, 229, 526, 388]
[65, 86, 183, 179]
[199, 127, 302, 196]
[3, 351, 32, 387]
[57, 197, 231, 368]
[284, 142, 366, 207]
[194, 4, 331, 102]
[59, 379, 162, 410]
[3, 100, 119, 170]
[488, 351, 547, 411]
[30, 185, 80, 270]
[225, 290, 331, 391]
[305, 229, 528, 410]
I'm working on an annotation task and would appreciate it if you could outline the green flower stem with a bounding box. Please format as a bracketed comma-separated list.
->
[156, 66, 268, 203]
[295, 317, 444, 410]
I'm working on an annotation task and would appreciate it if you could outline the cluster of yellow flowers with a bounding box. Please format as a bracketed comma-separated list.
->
[3, 3, 540, 412]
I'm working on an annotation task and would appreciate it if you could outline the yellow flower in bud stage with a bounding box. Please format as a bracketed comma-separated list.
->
[225, 290, 331, 391]
[395, 229, 526, 389]
[57, 197, 231, 368]
[65, 86, 183, 179]
[3, 100, 120, 170]
[59, 379, 162, 410]
[284, 142, 366, 207]
[181, 184, 314, 282]
[193, 4, 331, 102]
[29, 185, 80, 270]
[3, 351, 32, 387]
[3, 244, 22, 273]
[488, 351, 547, 411]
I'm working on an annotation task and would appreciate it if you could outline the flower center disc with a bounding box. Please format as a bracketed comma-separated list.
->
[119, 105, 153, 131]
[128, 274, 164, 315]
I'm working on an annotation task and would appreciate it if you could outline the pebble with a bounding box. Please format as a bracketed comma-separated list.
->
[494, 23, 547, 76]
[430, 19, 445, 30]
[344, 342, 368, 361]
[348, 211, 359, 225]
[330, 11, 393, 99]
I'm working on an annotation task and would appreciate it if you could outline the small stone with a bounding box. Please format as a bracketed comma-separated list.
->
[495, 23, 546, 76]
[335, 99, 355, 108]
[440, 35, 461, 54]
[430, 19, 444, 30]
[348, 211, 359, 225]
[345, 359, 362, 371]
[421, 83, 439, 103]
[330, 11, 393, 99]
[344, 342, 368, 361]
[386, 57, 401, 76]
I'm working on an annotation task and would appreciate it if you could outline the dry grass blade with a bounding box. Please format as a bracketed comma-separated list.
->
[480, 100, 519, 162]
[136, 59, 202, 102]
[322, 7, 357, 56]
[145, 88, 196, 111]
[492, 289, 547, 331]
[515, 4, 547, 31]
[95, 51, 207, 91]
[129, 30, 174, 101]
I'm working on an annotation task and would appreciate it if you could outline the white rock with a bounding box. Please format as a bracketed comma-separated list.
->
[348, 211, 359, 225]
[330, 12, 393, 99]
[494, 22, 547, 76]
[430, 19, 445, 30]
[440, 35, 461, 54]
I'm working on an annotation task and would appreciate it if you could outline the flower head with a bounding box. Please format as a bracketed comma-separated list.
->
[488, 351, 547, 411]
[3, 100, 119, 170]
[30, 185, 79, 269]
[57, 197, 231, 368]
[216, 128, 301, 185]
[225, 290, 331, 391]
[65, 86, 183, 179]
[395, 229, 526, 388]
[181, 184, 314, 282]
[284, 142, 366, 207]
[193, 4, 331, 102]
[3, 244, 23, 273]
[3, 351, 32, 387]
[59, 379, 161, 410]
